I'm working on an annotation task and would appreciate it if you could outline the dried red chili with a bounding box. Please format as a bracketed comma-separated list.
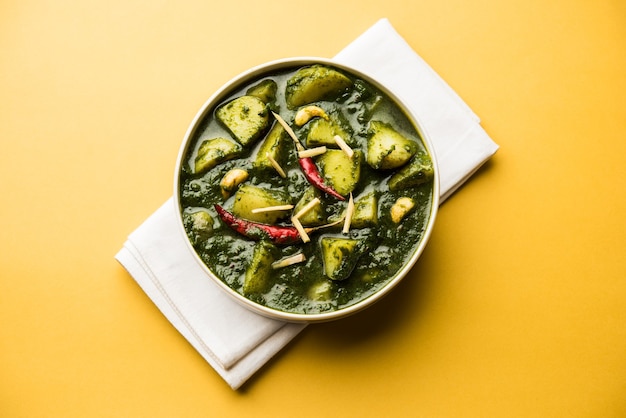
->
[297, 156, 345, 200]
[214, 204, 302, 245]
[271, 111, 345, 201]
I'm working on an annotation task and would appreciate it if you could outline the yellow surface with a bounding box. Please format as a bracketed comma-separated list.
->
[1, 0, 625, 416]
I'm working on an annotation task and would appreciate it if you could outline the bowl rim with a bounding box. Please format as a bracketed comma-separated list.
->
[173, 56, 440, 323]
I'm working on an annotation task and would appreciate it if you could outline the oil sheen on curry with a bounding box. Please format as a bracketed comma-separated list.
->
[179, 64, 434, 314]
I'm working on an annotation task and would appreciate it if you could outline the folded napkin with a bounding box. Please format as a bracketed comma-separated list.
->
[115, 18, 498, 390]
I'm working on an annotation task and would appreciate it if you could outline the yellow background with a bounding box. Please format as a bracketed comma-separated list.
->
[2, 0, 625, 416]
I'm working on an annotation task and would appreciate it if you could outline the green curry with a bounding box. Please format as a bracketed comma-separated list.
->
[178, 64, 434, 314]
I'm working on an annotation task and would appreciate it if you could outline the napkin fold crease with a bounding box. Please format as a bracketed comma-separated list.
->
[115, 18, 498, 390]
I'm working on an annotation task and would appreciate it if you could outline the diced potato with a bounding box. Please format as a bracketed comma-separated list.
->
[183, 210, 214, 244]
[366, 121, 418, 170]
[216, 95, 270, 146]
[185, 210, 214, 234]
[253, 122, 287, 171]
[243, 240, 277, 294]
[351, 192, 378, 228]
[320, 237, 361, 281]
[194, 137, 241, 174]
[390, 197, 415, 223]
[293, 186, 326, 226]
[307, 280, 332, 301]
[231, 184, 291, 223]
[285, 65, 353, 109]
[332, 191, 378, 229]
[316, 149, 362, 196]
[305, 117, 351, 149]
[388, 153, 434, 191]
[246, 79, 277, 104]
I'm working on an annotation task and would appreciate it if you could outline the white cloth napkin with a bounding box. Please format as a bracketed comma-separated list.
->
[115, 18, 498, 390]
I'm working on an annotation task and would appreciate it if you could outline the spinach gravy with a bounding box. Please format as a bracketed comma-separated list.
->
[178, 64, 434, 314]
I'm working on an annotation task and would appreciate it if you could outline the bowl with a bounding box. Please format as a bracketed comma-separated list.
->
[174, 57, 439, 323]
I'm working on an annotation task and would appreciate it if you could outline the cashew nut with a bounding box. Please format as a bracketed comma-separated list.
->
[390, 197, 415, 223]
[294, 105, 330, 126]
[220, 168, 249, 198]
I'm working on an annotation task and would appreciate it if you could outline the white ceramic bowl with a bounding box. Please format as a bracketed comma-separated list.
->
[174, 57, 439, 322]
